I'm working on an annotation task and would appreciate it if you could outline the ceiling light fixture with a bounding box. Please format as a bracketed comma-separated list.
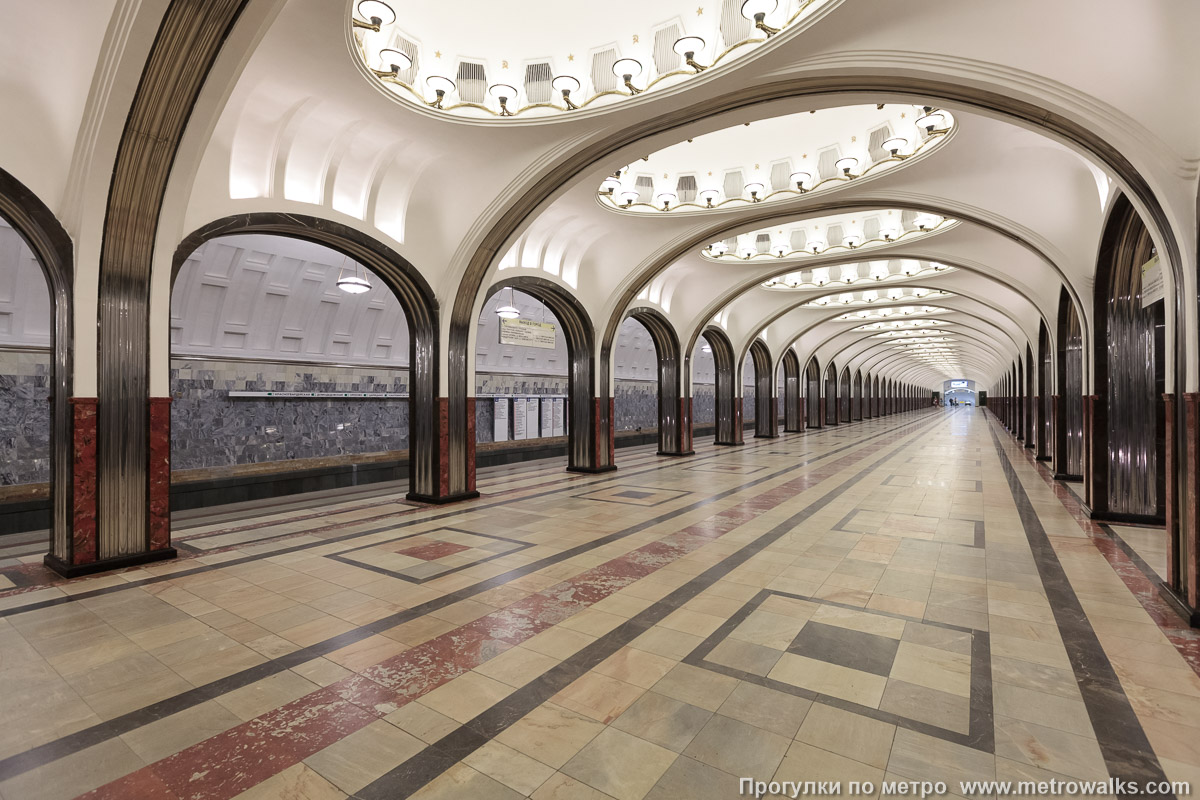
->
[745, 181, 765, 202]
[620, 189, 640, 207]
[375, 48, 412, 78]
[835, 157, 859, 178]
[496, 287, 520, 320]
[656, 191, 677, 210]
[336, 258, 372, 294]
[426, 75, 455, 108]
[741, 0, 781, 36]
[552, 75, 581, 109]
[789, 171, 811, 192]
[708, 241, 729, 256]
[916, 112, 946, 134]
[699, 189, 721, 208]
[353, 0, 395, 30]
[808, 239, 826, 254]
[613, 58, 644, 94]
[673, 36, 708, 72]
[882, 137, 907, 157]
[600, 176, 622, 194]
[489, 83, 517, 116]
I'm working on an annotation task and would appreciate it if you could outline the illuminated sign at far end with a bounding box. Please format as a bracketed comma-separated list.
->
[950, 380, 969, 389]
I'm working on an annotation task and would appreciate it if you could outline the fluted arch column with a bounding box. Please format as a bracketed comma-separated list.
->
[699, 327, 741, 446]
[0, 169, 77, 575]
[782, 350, 802, 432]
[748, 339, 777, 438]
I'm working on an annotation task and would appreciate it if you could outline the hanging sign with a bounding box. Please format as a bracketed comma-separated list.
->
[1141, 255, 1165, 307]
[500, 317, 557, 349]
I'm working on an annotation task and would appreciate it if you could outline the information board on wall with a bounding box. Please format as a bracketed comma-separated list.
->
[540, 398, 554, 437]
[513, 398, 528, 440]
[493, 397, 509, 442]
[499, 318, 557, 349]
[526, 398, 540, 439]
[1142, 255, 1165, 307]
[552, 398, 565, 436]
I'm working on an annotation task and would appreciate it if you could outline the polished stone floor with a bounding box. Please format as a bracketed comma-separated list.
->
[1, 408, 1199, 799]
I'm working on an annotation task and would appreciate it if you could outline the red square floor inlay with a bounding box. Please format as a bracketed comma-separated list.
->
[395, 541, 471, 560]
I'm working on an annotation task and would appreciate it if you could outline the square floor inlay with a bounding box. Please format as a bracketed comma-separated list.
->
[685, 590, 991, 750]
[575, 485, 691, 507]
[326, 527, 532, 583]
[685, 463, 767, 475]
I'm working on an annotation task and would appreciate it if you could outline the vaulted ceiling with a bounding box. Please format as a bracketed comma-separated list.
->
[3, 0, 1200, 393]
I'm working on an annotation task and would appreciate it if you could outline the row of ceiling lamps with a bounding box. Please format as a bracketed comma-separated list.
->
[354, 0, 797, 115]
[602, 114, 949, 210]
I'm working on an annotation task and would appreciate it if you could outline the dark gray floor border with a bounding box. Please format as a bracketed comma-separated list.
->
[0, 412, 935, 781]
[0, 417, 829, 610]
[682, 588, 995, 753]
[986, 417, 1174, 790]
[1095, 522, 1165, 586]
[355, 411, 953, 799]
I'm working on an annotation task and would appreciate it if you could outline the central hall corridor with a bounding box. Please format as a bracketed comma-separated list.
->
[1, 408, 1197, 799]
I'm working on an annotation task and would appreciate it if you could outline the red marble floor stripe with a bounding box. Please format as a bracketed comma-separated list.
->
[998, 418, 1200, 676]
[80, 428, 906, 800]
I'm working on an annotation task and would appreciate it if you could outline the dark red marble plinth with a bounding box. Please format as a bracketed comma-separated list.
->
[70, 398, 98, 566]
[1184, 393, 1200, 609]
[733, 397, 744, 443]
[1084, 395, 1105, 513]
[1165, 393, 1178, 588]
[608, 397, 615, 465]
[681, 397, 693, 452]
[437, 397, 450, 496]
[465, 397, 476, 493]
[149, 398, 171, 551]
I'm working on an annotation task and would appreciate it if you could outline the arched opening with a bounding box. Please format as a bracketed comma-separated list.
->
[873, 375, 881, 417]
[0, 216, 55, 535]
[483, 276, 609, 473]
[169, 233, 419, 514]
[690, 334, 718, 441]
[621, 309, 687, 456]
[700, 327, 740, 445]
[853, 370, 863, 421]
[839, 367, 852, 423]
[748, 339, 777, 438]
[1056, 289, 1085, 481]
[0, 169, 74, 570]
[1025, 344, 1035, 446]
[1038, 320, 1053, 461]
[782, 350, 802, 432]
[825, 362, 839, 426]
[805, 357, 822, 429]
[862, 372, 872, 419]
[1092, 194, 1166, 523]
[172, 216, 447, 507]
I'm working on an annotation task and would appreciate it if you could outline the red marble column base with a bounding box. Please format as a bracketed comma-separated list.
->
[45, 397, 179, 578]
[1180, 394, 1200, 613]
[406, 397, 480, 504]
[69, 398, 97, 565]
[149, 397, 172, 552]
[1164, 393, 1178, 589]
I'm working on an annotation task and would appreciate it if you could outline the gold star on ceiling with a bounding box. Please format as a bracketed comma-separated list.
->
[434, 50, 442, 58]
[568, 54, 575, 61]
[697, 6, 704, 14]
